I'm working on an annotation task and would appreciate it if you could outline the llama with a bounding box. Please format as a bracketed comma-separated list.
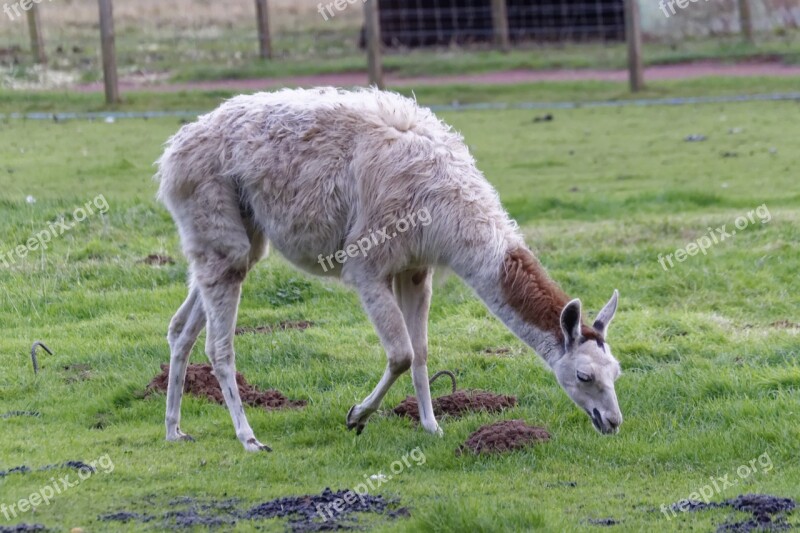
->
[155, 87, 623, 452]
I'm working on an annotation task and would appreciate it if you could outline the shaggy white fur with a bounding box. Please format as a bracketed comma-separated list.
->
[156, 87, 622, 452]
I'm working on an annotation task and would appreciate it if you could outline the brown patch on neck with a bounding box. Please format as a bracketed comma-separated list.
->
[501, 247, 602, 344]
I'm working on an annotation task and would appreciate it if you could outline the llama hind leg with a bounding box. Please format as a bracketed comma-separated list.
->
[346, 278, 414, 434]
[394, 269, 441, 435]
[195, 258, 270, 452]
[165, 284, 206, 442]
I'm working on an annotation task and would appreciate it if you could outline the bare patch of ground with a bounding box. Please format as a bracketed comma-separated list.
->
[234, 320, 313, 335]
[483, 347, 513, 356]
[146, 364, 306, 410]
[140, 254, 175, 266]
[668, 494, 796, 532]
[771, 320, 800, 329]
[0, 525, 47, 532]
[456, 420, 551, 455]
[1, 411, 40, 419]
[98, 489, 409, 531]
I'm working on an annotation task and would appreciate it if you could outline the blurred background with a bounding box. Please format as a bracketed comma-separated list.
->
[0, 0, 798, 95]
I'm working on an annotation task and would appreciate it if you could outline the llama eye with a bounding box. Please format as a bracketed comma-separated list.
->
[577, 371, 594, 383]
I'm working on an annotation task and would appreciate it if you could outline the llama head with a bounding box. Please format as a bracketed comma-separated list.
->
[551, 290, 622, 435]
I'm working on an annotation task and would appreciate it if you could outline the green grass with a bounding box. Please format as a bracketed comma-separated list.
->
[0, 95, 799, 531]
[3, 76, 800, 116]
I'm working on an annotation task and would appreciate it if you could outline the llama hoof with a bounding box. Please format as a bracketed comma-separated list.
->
[244, 437, 272, 452]
[423, 422, 444, 437]
[346, 405, 369, 435]
[167, 429, 195, 442]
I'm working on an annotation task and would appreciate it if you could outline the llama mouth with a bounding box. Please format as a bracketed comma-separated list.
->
[588, 408, 615, 434]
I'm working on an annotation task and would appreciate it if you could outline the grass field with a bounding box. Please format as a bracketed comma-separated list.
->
[0, 87, 799, 531]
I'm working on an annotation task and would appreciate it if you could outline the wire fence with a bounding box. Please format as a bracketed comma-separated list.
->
[0, 0, 798, 92]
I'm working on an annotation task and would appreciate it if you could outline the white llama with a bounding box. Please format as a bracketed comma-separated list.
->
[156, 87, 622, 452]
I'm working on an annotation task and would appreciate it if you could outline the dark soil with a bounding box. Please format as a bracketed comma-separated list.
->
[670, 494, 796, 532]
[0, 411, 40, 419]
[146, 364, 306, 410]
[587, 517, 619, 526]
[140, 254, 175, 266]
[235, 320, 313, 335]
[457, 419, 551, 455]
[482, 347, 512, 356]
[393, 390, 516, 421]
[0, 525, 47, 532]
[771, 320, 800, 329]
[0, 461, 96, 478]
[244, 488, 409, 532]
[0, 465, 30, 477]
[99, 489, 408, 531]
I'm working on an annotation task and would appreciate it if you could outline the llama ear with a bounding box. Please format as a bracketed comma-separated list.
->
[560, 298, 582, 349]
[593, 289, 619, 337]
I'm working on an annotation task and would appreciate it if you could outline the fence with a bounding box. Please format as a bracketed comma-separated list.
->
[0, 0, 797, 102]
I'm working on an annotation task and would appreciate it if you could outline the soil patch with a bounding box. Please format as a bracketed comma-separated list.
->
[146, 364, 306, 410]
[670, 494, 796, 532]
[394, 390, 516, 421]
[140, 254, 175, 266]
[0, 525, 47, 532]
[457, 419, 550, 455]
[587, 517, 619, 526]
[771, 320, 800, 329]
[99, 489, 408, 531]
[483, 347, 512, 356]
[1, 411, 40, 419]
[0, 461, 96, 478]
[235, 320, 313, 335]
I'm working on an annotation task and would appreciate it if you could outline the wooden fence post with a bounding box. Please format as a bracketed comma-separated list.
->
[255, 0, 272, 59]
[624, 0, 644, 92]
[26, 3, 46, 64]
[490, 0, 510, 52]
[364, 0, 384, 89]
[98, 0, 120, 104]
[738, 0, 754, 44]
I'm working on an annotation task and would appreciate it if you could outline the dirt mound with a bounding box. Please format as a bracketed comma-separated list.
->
[235, 320, 313, 335]
[394, 390, 516, 421]
[146, 364, 305, 410]
[457, 420, 550, 455]
[671, 494, 796, 532]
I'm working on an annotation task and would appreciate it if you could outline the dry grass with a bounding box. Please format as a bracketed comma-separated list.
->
[22, 0, 363, 34]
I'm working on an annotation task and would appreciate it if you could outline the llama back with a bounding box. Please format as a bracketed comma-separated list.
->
[155, 88, 521, 275]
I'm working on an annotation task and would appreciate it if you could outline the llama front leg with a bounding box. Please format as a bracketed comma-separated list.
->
[346, 277, 414, 434]
[199, 270, 271, 452]
[394, 269, 441, 435]
[166, 285, 206, 442]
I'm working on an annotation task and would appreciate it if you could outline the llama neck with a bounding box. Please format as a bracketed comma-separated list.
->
[454, 244, 580, 366]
